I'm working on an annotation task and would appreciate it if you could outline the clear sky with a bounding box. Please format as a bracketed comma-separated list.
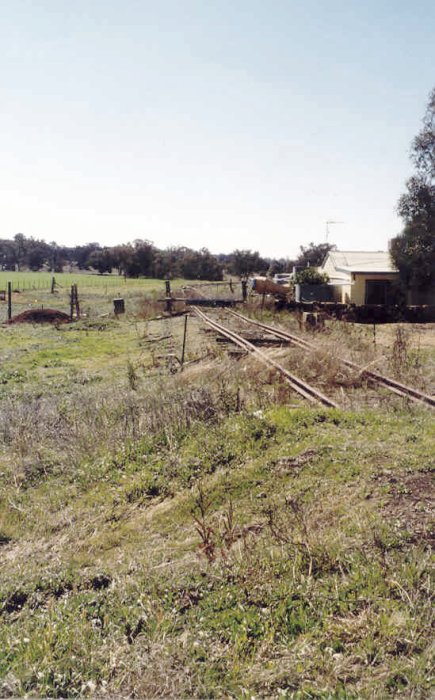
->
[1, 0, 434, 258]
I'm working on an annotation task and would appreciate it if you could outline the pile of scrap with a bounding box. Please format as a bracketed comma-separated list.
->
[251, 277, 291, 297]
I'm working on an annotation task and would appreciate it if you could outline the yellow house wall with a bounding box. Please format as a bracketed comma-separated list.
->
[350, 273, 399, 305]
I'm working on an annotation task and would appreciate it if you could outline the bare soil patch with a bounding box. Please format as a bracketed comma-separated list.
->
[380, 470, 434, 545]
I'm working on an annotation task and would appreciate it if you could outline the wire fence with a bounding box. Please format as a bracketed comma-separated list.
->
[178, 280, 244, 301]
[0, 275, 156, 323]
[0, 275, 246, 323]
[0, 273, 138, 293]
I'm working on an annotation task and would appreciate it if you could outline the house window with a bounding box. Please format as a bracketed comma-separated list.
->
[365, 279, 390, 305]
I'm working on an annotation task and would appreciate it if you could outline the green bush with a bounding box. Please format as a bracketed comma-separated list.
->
[295, 268, 329, 285]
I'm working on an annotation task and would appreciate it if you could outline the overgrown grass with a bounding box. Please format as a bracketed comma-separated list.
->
[1, 394, 433, 697]
[242, 304, 435, 396]
[0, 293, 434, 697]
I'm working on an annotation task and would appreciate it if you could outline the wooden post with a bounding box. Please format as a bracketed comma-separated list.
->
[70, 284, 80, 320]
[241, 279, 247, 301]
[181, 315, 188, 370]
[165, 279, 172, 314]
[51, 276, 55, 293]
[74, 284, 80, 319]
[7, 281, 12, 320]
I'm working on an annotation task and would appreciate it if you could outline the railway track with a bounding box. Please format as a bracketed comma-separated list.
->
[192, 306, 339, 409]
[227, 309, 435, 409]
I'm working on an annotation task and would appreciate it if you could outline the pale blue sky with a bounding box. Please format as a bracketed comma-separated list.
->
[1, 0, 434, 257]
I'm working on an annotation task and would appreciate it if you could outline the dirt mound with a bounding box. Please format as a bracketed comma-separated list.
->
[9, 309, 71, 324]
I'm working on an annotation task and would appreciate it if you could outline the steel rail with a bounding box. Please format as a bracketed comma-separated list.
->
[228, 309, 435, 409]
[192, 307, 339, 409]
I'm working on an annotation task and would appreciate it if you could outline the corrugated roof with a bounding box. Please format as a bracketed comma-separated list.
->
[327, 250, 397, 274]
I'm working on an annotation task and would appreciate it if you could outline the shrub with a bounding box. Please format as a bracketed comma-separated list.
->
[295, 268, 329, 285]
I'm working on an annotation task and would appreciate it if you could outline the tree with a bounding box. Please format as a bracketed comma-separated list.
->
[295, 268, 329, 285]
[390, 88, 435, 290]
[71, 243, 101, 269]
[411, 88, 435, 178]
[178, 247, 223, 280]
[13, 233, 27, 270]
[0, 239, 17, 270]
[132, 239, 155, 276]
[111, 244, 135, 276]
[87, 248, 114, 274]
[228, 250, 268, 276]
[49, 242, 66, 272]
[267, 257, 295, 276]
[296, 242, 335, 269]
[25, 238, 50, 270]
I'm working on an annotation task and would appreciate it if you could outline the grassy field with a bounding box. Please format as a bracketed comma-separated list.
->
[0, 271, 169, 291]
[0, 282, 434, 698]
[0, 271, 203, 323]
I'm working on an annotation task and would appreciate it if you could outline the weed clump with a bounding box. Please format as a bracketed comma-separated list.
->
[389, 325, 424, 388]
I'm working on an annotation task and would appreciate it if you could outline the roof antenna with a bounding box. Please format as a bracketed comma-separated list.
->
[325, 220, 344, 242]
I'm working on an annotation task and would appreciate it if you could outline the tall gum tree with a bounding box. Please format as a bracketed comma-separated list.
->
[390, 88, 435, 296]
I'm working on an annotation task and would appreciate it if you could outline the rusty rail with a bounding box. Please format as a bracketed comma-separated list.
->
[192, 307, 338, 409]
[228, 309, 435, 409]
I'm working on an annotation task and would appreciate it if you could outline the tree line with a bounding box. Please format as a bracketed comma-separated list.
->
[0, 234, 334, 281]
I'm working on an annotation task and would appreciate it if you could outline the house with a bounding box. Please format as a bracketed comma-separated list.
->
[320, 250, 399, 305]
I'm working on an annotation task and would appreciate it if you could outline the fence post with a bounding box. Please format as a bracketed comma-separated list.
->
[74, 284, 80, 319]
[7, 281, 12, 320]
[165, 279, 172, 314]
[70, 284, 80, 320]
[241, 279, 247, 301]
[181, 315, 188, 370]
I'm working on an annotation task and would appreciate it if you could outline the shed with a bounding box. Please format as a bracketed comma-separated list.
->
[320, 250, 399, 305]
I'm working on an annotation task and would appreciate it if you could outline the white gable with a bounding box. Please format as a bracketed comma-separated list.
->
[323, 250, 396, 274]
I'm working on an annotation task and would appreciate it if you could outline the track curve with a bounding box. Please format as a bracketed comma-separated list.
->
[227, 309, 435, 409]
[192, 306, 339, 409]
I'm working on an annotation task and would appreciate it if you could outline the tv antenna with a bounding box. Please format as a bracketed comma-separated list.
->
[325, 220, 344, 242]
